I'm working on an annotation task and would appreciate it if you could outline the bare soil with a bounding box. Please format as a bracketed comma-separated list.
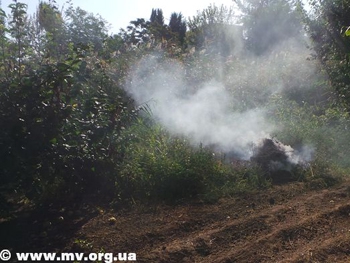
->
[2, 179, 350, 262]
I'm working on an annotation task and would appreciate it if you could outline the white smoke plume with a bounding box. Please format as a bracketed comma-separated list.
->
[127, 54, 275, 159]
[125, 37, 319, 162]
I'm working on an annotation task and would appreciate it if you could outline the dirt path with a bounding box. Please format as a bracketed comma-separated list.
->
[62, 180, 350, 263]
[2, 179, 350, 262]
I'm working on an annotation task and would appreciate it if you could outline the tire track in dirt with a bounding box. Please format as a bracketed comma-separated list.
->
[214, 203, 350, 263]
[147, 184, 350, 262]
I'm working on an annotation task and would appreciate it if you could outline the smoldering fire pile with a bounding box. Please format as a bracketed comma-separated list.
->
[125, 35, 317, 183]
[250, 138, 311, 184]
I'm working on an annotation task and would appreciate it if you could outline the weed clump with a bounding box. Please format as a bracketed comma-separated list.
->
[116, 120, 270, 203]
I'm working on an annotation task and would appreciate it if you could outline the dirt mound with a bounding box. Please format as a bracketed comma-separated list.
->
[2, 179, 350, 262]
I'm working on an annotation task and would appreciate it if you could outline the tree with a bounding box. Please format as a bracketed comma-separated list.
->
[169, 12, 187, 45]
[65, 6, 109, 52]
[37, 1, 66, 59]
[38, 1, 63, 33]
[235, 0, 303, 55]
[0, 4, 9, 80]
[149, 8, 167, 42]
[150, 8, 164, 26]
[8, 1, 29, 80]
[0, 1, 138, 203]
[304, 0, 350, 105]
[187, 4, 240, 56]
[120, 18, 150, 46]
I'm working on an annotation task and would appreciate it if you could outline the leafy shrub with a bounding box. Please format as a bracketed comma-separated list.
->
[0, 40, 137, 204]
[269, 95, 350, 184]
[116, 118, 270, 203]
[118, 120, 211, 201]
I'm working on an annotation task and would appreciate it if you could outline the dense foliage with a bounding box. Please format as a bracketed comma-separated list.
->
[0, 0, 349, 209]
[304, 0, 350, 105]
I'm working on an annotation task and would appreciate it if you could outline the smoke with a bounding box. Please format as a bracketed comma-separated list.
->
[127, 54, 275, 159]
[125, 29, 319, 163]
[252, 138, 314, 168]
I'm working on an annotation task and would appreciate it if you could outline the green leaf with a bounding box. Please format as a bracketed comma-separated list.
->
[0, 9, 7, 17]
[345, 27, 350, 37]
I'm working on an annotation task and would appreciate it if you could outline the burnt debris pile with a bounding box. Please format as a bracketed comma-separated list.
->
[250, 138, 302, 184]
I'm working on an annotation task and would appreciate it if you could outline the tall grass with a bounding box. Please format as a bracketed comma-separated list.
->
[116, 118, 269, 203]
[269, 95, 350, 187]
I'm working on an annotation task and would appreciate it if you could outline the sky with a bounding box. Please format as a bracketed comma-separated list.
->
[1, 0, 235, 34]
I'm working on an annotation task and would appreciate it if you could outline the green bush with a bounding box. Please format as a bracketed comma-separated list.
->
[118, 120, 209, 201]
[269, 95, 350, 184]
[116, 118, 270, 203]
